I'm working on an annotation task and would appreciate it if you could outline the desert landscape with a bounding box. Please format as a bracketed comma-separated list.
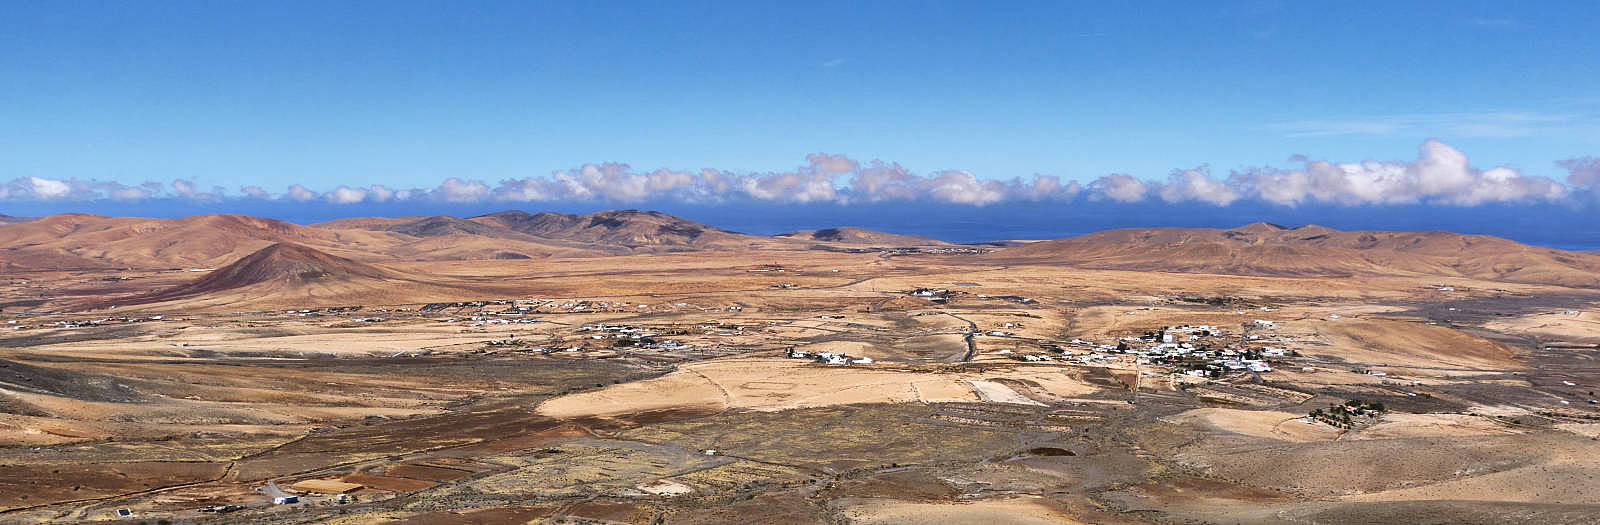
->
[0, 210, 1596, 524]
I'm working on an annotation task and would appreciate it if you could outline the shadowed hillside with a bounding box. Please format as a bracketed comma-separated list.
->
[469, 209, 762, 250]
[774, 226, 948, 246]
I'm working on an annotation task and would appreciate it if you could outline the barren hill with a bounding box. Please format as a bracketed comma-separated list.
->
[0, 214, 32, 226]
[992, 222, 1600, 287]
[314, 214, 620, 259]
[92, 243, 396, 307]
[2, 210, 965, 271]
[316, 209, 776, 255]
[469, 209, 770, 251]
[0, 213, 400, 270]
[323, 215, 513, 239]
[774, 226, 947, 246]
[79, 243, 486, 310]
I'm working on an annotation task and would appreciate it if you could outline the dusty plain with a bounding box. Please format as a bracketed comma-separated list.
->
[2, 214, 1599, 524]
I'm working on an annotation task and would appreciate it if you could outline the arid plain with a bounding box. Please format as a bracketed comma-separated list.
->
[2, 210, 1599, 524]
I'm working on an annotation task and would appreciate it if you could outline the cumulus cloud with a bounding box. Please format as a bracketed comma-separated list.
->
[2, 141, 1592, 207]
[922, 170, 1007, 205]
[1160, 166, 1242, 206]
[741, 171, 839, 203]
[325, 186, 369, 204]
[1, 177, 169, 201]
[170, 179, 221, 201]
[806, 153, 858, 174]
[240, 185, 270, 199]
[312, 184, 396, 204]
[1088, 174, 1149, 202]
[430, 178, 489, 203]
[27, 177, 71, 199]
[1232, 139, 1566, 206]
[366, 184, 396, 202]
[1560, 157, 1600, 190]
[285, 184, 318, 202]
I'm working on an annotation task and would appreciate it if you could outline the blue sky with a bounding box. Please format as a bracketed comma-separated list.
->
[2, 1, 1599, 224]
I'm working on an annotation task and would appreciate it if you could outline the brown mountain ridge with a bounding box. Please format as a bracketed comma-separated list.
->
[992, 222, 1600, 287]
[6, 212, 1599, 289]
[774, 226, 948, 246]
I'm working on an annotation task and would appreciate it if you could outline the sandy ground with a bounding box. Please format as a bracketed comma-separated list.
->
[536, 358, 1096, 418]
[836, 496, 1087, 525]
[1351, 412, 1525, 439]
[1166, 408, 1340, 442]
[1307, 319, 1522, 371]
[1343, 434, 1600, 505]
[967, 380, 1045, 406]
[1482, 309, 1600, 343]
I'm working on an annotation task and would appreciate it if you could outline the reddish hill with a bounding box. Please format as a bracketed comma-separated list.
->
[0, 213, 401, 270]
[93, 243, 397, 307]
[1, 210, 793, 271]
[992, 222, 1600, 287]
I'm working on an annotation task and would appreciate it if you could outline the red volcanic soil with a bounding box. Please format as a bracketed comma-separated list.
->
[0, 213, 395, 270]
[339, 473, 436, 492]
[88, 243, 396, 308]
[385, 463, 472, 481]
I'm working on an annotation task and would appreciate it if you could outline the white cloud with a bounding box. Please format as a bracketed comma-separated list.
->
[922, 170, 1008, 205]
[170, 179, 219, 201]
[741, 171, 838, 203]
[1088, 174, 1149, 202]
[2, 141, 1593, 207]
[431, 178, 489, 203]
[366, 184, 396, 202]
[285, 184, 318, 202]
[27, 177, 70, 199]
[2, 177, 158, 201]
[1234, 139, 1566, 205]
[325, 186, 368, 204]
[1160, 167, 1242, 206]
[1560, 157, 1600, 190]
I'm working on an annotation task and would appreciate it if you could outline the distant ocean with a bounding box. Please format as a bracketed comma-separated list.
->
[6, 200, 1600, 251]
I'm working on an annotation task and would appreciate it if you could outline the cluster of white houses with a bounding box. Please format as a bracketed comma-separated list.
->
[8, 314, 167, 331]
[786, 349, 874, 365]
[998, 324, 1287, 377]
